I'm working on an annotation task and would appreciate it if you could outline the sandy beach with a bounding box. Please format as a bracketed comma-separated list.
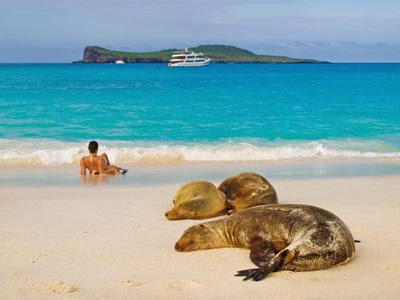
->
[1, 175, 399, 299]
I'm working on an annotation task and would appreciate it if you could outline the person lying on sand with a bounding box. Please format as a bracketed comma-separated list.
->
[80, 141, 128, 176]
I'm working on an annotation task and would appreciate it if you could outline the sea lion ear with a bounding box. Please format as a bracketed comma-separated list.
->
[199, 224, 205, 228]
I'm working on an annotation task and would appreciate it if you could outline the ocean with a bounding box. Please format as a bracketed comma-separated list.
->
[1, 63, 400, 184]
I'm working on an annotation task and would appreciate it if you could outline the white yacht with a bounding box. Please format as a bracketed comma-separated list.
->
[168, 49, 211, 67]
[115, 59, 125, 64]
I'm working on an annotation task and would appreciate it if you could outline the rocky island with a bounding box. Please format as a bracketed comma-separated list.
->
[75, 44, 324, 64]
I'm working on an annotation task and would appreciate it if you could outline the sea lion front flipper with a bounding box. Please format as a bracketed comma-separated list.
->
[235, 267, 271, 281]
[249, 237, 276, 267]
[235, 249, 290, 281]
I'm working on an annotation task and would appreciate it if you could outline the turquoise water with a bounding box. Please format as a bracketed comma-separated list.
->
[1, 63, 400, 167]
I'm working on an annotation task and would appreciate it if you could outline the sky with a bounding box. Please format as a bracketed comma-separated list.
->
[1, 0, 400, 62]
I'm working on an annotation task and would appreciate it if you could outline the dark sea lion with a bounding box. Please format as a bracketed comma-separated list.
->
[175, 204, 355, 281]
[165, 181, 227, 220]
[218, 172, 278, 214]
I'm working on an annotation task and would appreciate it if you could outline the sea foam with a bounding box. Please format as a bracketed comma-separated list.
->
[1, 139, 400, 167]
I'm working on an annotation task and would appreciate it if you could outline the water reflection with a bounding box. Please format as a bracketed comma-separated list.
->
[80, 175, 111, 185]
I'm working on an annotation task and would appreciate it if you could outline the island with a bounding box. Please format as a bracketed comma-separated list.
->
[75, 44, 324, 64]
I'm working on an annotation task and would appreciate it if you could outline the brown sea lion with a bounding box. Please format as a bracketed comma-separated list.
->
[218, 172, 278, 214]
[175, 204, 355, 281]
[165, 181, 227, 220]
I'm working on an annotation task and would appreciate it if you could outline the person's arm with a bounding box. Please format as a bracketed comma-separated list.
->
[101, 153, 111, 166]
[98, 156, 120, 175]
[97, 156, 106, 174]
[80, 157, 86, 175]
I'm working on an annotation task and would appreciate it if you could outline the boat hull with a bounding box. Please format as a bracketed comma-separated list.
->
[168, 59, 211, 67]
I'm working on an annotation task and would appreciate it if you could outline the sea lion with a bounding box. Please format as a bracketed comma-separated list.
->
[175, 204, 355, 281]
[218, 172, 278, 214]
[165, 181, 227, 220]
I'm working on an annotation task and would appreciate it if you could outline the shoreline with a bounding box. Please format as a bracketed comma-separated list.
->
[1, 159, 400, 187]
[1, 176, 399, 298]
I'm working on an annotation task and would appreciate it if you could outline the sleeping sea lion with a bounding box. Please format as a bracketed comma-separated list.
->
[175, 204, 355, 281]
[218, 172, 278, 214]
[165, 181, 227, 220]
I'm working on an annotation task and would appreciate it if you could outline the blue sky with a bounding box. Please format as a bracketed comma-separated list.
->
[1, 0, 399, 62]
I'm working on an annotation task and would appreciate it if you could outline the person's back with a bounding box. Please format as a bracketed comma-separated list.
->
[80, 141, 127, 176]
[81, 154, 105, 175]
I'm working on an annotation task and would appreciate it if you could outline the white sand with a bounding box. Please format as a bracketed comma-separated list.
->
[1, 176, 400, 299]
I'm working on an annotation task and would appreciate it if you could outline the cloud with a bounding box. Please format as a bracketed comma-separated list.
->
[0, 0, 297, 9]
[247, 40, 400, 62]
[1, 0, 399, 62]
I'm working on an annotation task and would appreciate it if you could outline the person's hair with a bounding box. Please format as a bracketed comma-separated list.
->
[88, 141, 99, 154]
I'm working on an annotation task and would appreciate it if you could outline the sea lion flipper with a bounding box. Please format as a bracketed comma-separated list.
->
[235, 268, 260, 281]
[235, 265, 273, 281]
[226, 200, 236, 214]
[236, 248, 290, 281]
[249, 237, 276, 267]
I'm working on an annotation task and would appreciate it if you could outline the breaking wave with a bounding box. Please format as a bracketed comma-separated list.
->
[1, 138, 400, 167]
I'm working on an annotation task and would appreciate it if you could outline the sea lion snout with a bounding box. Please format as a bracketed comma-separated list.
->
[165, 208, 187, 220]
[175, 224, 222, 252]
[175, 238, 195, 252]
[175, 228, 200, 252]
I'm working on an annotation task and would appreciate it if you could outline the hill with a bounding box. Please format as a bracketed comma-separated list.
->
[76, 44, 323, 63]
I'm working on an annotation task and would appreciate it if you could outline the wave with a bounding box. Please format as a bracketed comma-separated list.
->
[1, 138, 400, 167]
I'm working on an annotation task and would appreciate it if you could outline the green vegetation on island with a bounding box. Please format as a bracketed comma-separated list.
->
[76, 44, 324, 64]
